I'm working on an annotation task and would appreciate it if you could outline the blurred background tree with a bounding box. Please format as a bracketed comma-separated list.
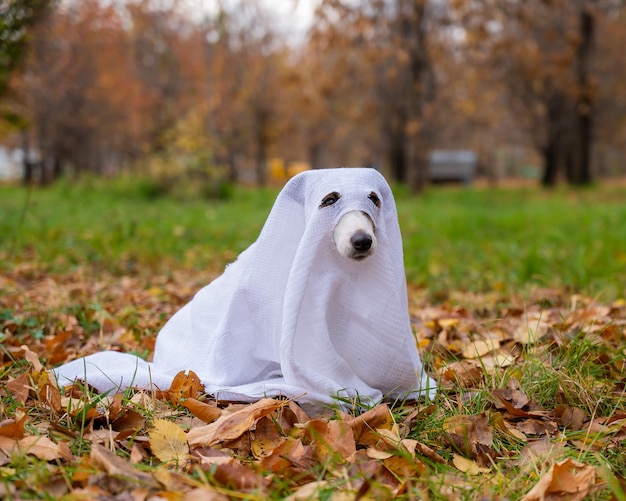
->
[0, 0, 624, 190]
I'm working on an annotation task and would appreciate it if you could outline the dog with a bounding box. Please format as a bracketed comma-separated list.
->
[320, 190, 379, 260]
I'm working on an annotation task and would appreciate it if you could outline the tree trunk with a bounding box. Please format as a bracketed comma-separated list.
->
[541, 141, 560, 187]
[403, 0, 434, 192]
[388, 126, 407, 183]
[567, 4, 594, 185]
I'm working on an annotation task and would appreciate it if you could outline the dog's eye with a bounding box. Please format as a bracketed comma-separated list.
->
[368, 192, 381, 208]
[320, 192, 341, 208]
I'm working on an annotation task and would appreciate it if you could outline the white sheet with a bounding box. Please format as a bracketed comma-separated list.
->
[53, 168, 436, 408]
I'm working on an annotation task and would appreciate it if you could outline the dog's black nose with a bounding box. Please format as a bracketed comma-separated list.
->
[351, 231, 372, 251]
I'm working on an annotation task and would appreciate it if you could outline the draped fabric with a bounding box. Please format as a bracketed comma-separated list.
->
[53, 168, 436, 408]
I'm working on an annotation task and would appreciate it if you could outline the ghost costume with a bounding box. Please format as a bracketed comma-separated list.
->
[53, 168, 436, 407]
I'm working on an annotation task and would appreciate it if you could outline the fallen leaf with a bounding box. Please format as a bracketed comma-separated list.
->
[492, 412, 528, 442]
[345, 404, 394, 447]
[414, 440, 447, 464]
[520, 458, 602, 501]
[556, 406, 586, 431]
[183, 487, 230, 500]
[251, 415, 286, 459]
[303, 418, 356, 463]
[182, 398, 221, 424]
[90, 443, 159, 488]
[0, 415, 27, 439]
[452, 453, 490, 475]
[214, 398, 287, 443]
[5, 435, 73, 461]
[211, 462, 270, 492]
[284, 481, 329, 501]
[2, 373, 31, 405]
[149, 418, 190, 464]
[443, 413, 493, 458]
[20, 345, 44, 372]
[260, 437, 316, 475]
[167, 370, 204, 404]
[462, 339, 501, 359]
[442, 360, 484, 387]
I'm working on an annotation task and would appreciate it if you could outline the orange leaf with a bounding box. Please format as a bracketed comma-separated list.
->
[182, 398, 221, 424]
[0, 415, 27, 439]
[215, 398, 287, 443]
[521, 458, 601, 501]
[345, 404, 394, 447]
[167, 370, 204, 404]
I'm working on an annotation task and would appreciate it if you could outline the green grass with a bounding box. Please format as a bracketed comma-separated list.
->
[397, 184, 626, 300]
[2, 177, 626, 300]
[2, 176, 626, 499]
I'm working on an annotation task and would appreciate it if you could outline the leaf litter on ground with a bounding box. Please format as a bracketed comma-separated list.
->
[1, 265, 626, 499]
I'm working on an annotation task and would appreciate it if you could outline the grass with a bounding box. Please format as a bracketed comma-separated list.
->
[2, 176, 626, 499]
[2, 177, 626, 301]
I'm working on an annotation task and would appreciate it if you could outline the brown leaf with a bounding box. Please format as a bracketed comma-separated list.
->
[382, 454, 426, 478]
[112, 409, 145, 434]
[345, 404, 394, 447]
[0, 415, 27, 439]
[212, 462, 270, 492]
[556, 406, 586, 431]
[167, 370, 204, 404]
[520, 458, 602, 501]
[182, 397, 221, 424]
[12, 435, 72, 461]
[192, 446, 234, 467]
[442, 360, 484, 387]
[302, 418, 356, 462]
[414, 440, 447, 464]
[3, 373, 31, 405]
[33, 371, 63, 414]
[90, 443, 159, 488]
[251, 415, 286, 459]
[260, 437, 316, 475]
[214, 398, 287, 443]
[492, 388, 530, 410]
[492, 412, 527, 443]
[442, 414, 493, 459]
[516, 419, 558, 437]
[183, 487, 230, 500]
[492, 389, 547, 419]
[20, 345, 44, 372]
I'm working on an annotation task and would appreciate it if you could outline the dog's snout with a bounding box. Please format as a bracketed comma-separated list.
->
[334, 210, 377, 260]
[350, 231, 372, 252]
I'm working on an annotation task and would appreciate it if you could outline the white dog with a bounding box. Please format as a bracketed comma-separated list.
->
[53, 168, 436, 408]
[326, 190, 379, 260]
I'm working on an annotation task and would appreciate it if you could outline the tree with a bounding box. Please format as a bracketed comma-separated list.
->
[309, 0, 437, 189]
[455, 0, 606, 186]
[0, 0, 51, 99]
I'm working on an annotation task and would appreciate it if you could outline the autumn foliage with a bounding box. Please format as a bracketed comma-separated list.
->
[2, 0, 626, 187]
[2, 265, 626, 499]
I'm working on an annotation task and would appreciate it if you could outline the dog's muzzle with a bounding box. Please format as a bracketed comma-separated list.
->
[334, 211, 377, 260]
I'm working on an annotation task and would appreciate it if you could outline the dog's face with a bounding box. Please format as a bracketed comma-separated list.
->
[319, 190, 380, 261]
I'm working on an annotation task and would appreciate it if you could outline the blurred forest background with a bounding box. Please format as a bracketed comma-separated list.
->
[1, 0, 625, 192]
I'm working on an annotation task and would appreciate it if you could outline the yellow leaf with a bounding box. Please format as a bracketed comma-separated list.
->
[462, 339, 500, 359]
[452, 453, 490, 475]
[149, 419, 190, 464]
